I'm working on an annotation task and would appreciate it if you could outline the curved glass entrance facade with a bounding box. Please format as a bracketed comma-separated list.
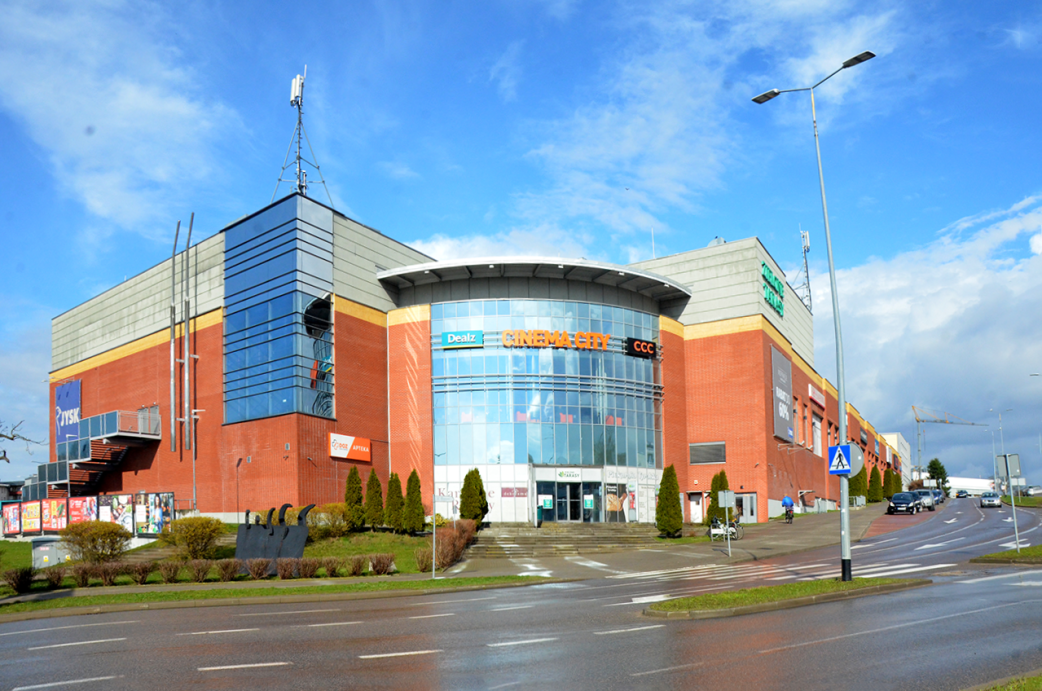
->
[430, 299, 662, 469]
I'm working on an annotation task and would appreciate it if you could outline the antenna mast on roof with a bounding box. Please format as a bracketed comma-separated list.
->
[272, 65, 333, 205]
[792, 225, 812, 313]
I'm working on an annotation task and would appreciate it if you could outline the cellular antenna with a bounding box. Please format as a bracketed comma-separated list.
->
[272, 65, 333, 204]
[793, 224, 813, 312]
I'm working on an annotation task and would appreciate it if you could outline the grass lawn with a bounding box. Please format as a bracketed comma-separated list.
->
[648, 577, 904, 612]
[304, 531, 431, 573]
[0, 575, 539, 616]
[981, 673, 1042, 690]
[1004, 496, 1042, 508]
[0, 541, 32, 571]
[972, 544, 1042, 564]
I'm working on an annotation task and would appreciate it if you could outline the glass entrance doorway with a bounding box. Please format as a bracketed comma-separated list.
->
[556, 482, 582, 521]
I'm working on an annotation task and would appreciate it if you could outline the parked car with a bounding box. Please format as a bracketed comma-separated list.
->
[1026, 486, 1042, 497]
[955, 490, 970, 499]
[914, 489, 935, 511]
[980, 491, 1002, 508]
[932, 489, 946, 504]
[887, 492, 921, 515]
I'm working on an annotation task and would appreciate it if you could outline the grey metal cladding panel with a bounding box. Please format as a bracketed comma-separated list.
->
[52, 234, 224, 371]
[224, 197, 298, 252]
[488, 277, 510, 298]
[331, 216, 426, 312]
[298, 196, 334, 234]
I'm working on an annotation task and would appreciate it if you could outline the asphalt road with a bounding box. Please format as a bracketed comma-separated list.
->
[2, 499, 1040, 691]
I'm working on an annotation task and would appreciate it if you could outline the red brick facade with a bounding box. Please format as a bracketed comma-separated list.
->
[386, 307, 434, 515]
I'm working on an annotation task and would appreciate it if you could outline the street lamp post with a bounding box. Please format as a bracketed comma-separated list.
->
[753, 50, 875, 582]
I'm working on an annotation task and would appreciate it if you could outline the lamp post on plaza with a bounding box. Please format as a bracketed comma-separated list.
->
[752, 50, 875, 582]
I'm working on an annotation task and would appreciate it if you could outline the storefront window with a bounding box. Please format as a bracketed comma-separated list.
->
[431, 299, 661, 468]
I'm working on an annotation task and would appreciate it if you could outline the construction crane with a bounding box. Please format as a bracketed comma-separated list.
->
[911, 406, 987, 481]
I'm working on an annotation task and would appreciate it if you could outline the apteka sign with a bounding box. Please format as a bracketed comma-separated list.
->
[329, 433, 372, 462]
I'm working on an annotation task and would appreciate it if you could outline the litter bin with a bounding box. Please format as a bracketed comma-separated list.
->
[31, 536, 70, 570]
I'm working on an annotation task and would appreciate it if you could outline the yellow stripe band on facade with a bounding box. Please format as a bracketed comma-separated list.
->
[388, 305, 430, 326]
[334, 295, 387, 327]
[50, 309, 223, 382]
[659, 315, 683, 338]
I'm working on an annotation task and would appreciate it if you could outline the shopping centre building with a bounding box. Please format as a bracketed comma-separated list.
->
[24, 193, 905, 527]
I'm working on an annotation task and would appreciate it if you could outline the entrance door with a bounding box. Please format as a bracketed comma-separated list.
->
[735, 493, 757, 523]
[688, 493, 703, 523]
[556, 483, 582, 521]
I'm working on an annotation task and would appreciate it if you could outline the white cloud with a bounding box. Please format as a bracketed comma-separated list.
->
[0, 1, 238, 235]
[0, 304, 52, 480]
[410, 223, 594, 261]
[379, 161, 420, 180]
[489, 41, 524, 103]
[811, 196, 1042, 481]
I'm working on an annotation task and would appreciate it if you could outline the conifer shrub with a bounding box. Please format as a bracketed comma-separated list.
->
[868, 467, 884, 503]
[2, 567, 35, 594]
[403, 470, 425, 534]
[43, 566, 67, 589]
[384, 472, 405, 533]
[364, 471, 385, 530]
[459, 469, 489, 522]
[129, 562, 157, 585]
[158, 561, 183, 584]
[216, 559, 241, 582]
[246, 558, 271, 580]
[849, 466, 868, 498]
[705, 470, 731, 525]
[161, 516, 224, 560]
[60, 521, 132, 564]
[656, 464, 683, 537]
[298, 557, 320, 579]
[345, 467, 365, 530]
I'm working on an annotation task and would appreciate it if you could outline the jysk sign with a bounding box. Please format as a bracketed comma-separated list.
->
[442, 331, 484, 349]
[625, 338, 656, 359]
[329, 433, 372, 462]
[55, 381, 81, 443]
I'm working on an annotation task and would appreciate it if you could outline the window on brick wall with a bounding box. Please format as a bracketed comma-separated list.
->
[689, 442, 725, 465]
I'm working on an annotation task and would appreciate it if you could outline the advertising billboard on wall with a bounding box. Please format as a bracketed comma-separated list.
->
[329, 434, 371, 462]
[771, 347, 794, 441]
[68, 497, 98, 524]
[41, 498, 67, 531]
[55, 380, 81, 445]
[99, 495, 134, 532]
[1, 503, 20, 535]
[135, 493, 174, 535]
[22, 501, 41, 532]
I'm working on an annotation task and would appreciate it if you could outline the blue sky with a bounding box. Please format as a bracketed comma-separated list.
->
[2, 0, 1042, 487]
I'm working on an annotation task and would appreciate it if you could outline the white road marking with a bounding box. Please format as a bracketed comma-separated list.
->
[607, 594, 672, 607]
[176, 628, 260, 636]
[12, 676, 122, 690]
[944, 519, 958, 524]
[359, 649, 441, 659]
[410, 596, 497, 606]
[757, 599, 1042, 654]
[488, 682, 523, 690]
[1010, 581, 1042, 587]
[0, 621, 139, 638]
[198, 662, 292, 671]
[306, 621, 362, 628]
[631, 661, 705, 677]
[488, 638, 558, 648]
[28, 638, 126, 651]
[490, 605, 533, 612]
[594, 625, 665, 635]
[409, 613, 455, 620]
[237, 608, 339, 617]
[564, 556, 627, 574]
[999, 540, 1031, 549]
[958, 572, 1038, 584]
[914, 538, 965, 550]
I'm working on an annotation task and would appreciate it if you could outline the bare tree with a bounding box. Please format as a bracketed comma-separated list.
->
[0, 420, 43, 463]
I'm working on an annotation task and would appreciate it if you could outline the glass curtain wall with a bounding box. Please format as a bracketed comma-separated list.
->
[223, 197, 335, 424]
[431, 299, 662, 468]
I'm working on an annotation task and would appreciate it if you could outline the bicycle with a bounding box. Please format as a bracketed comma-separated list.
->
[784, 507, 794, 524]
[706, 517, 744, 541]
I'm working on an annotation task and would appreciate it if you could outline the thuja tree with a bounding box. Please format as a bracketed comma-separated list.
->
[868, 466, 884, 503]
[364, 471, 384, 529]
[848, 466, 867, 498]
[345, 466, 365, 530]
[882, 469, 893, 499]
[384, 472, 404, 533]
[403, 470, 425, 534]
[459, 469, 489, 522]
[655, 464, 682, 537]
[705, 470, 731, 525]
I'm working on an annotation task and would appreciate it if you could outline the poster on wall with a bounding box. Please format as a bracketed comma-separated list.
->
[134, 493, 174, 535]
[55, 380, 81, 445]
[41, 499, 67, 531]
[771, 346, 794, 441]
[22, 501, 42, 532]
[1, 503, 20, 535]
[329, 433, 371, 462]
[605, 483, 629, 522]
[68, 497, 98, 524]
[99, 495, 134, 532]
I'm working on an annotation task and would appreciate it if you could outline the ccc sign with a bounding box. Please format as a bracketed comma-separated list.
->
[625, 338, 657, 359]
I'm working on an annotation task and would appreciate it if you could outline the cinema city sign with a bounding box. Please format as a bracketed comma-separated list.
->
[501, 330, 612, 350]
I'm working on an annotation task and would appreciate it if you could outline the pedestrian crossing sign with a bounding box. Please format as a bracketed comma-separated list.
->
[828, 444, 864, 476]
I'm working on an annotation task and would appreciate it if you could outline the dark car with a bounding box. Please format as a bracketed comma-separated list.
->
[932, 489, 945, 504]
[888, 492, 920, 515]
[955, 490, 969, 499]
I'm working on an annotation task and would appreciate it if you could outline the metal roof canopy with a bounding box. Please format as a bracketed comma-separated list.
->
[376, 257, 691, 303]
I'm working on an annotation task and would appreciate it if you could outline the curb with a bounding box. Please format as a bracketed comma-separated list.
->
[0, 578, 580, 625]
[641, 579, 932, 619]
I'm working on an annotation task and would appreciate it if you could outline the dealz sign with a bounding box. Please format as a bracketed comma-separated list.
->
[329, 433, 372, 462]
